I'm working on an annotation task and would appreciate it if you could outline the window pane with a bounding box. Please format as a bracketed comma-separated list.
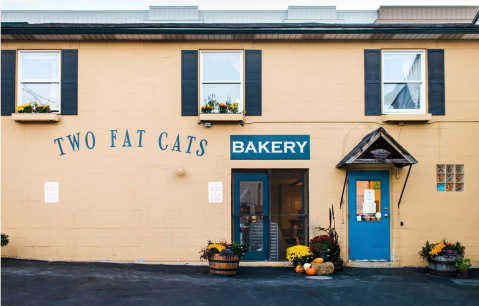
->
[384, 53, 422, 81]
[21, 83, 60, 111]
[239, 181, 264, 252]
[202, 84, 241, 111]
[22, 53, 60, 80]
[383, 83, 421, 110]
[271, 170, 305, 260]
[203, 53, 240, 82]
[356, 181, 381, 222]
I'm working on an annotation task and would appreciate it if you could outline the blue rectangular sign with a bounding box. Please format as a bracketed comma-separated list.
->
[230, 135, 310, 160]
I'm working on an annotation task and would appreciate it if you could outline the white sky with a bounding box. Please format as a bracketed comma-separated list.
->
[2, 0, 478, 11]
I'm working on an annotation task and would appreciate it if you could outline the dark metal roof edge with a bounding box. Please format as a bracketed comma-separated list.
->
[2, 27, 479, 35]
[473, 11, 479, 25]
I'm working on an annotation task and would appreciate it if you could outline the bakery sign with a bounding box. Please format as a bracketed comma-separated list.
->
[230, 135, 310, 160]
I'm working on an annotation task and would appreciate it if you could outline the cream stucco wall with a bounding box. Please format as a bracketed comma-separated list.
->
[1, 40, 478, 266]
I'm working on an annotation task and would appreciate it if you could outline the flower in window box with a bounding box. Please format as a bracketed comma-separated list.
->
[201, 105, 213, 113]
[218, 103, 228, 113]
[206, 93, 218, 109]
[17, 103, 34, 113]
[229, 102, 239, 114]
[33, 104, 51, 113]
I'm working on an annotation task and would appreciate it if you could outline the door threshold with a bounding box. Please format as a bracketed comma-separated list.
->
[240, 261, 292, 267]
[347, 261, 399, 268]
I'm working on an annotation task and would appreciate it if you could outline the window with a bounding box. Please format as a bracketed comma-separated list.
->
[437, 164, 464, 192]
[382, 50, 425, 114]
[200, 51, 243, 114]
[18, 50, 61, 112]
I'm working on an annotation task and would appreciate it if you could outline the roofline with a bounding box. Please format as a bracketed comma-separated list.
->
[2, 10, 150, 13]
[2, 23, 479, 36]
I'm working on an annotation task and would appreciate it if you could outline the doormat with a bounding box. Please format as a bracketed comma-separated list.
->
[450, 279, 479, 286]
[305, 276, 332, 280]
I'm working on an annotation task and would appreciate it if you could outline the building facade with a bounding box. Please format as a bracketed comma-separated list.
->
[1, 6, 479, 266]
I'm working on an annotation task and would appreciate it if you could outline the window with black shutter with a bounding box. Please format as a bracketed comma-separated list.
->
[181, 49, 262, 118]
[364, 49, 445, 116]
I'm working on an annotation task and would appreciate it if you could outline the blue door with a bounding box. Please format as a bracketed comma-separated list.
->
[234, 172, 269, 261]
[348, 170, 390, 260]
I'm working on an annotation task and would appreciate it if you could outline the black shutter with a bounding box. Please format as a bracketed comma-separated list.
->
[245, 50, 262, 116]
[61, 49, 78, 115]
[364, 49, 382, 116]
[1, 50, 16, 116]
[428, 49, 445, 115]
[181, 50, 198, 116]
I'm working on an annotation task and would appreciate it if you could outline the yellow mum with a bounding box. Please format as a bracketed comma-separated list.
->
[208, 244, 225, 252]
[286, 245, 313, 262]
[429, 243, 446, 256]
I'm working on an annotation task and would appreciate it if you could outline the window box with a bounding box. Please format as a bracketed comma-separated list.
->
[381, 113, 432, 123]
[199, 113, 244, 121]
[12, 113, 61, 122]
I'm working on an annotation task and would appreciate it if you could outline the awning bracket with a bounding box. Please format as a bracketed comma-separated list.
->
[397, 165, 412, 209]
[339, 166, 349, 209]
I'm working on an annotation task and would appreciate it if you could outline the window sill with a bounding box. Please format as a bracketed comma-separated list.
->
[199, 113, 244, 121]
[381, 113, 432, 123]
[12, 113, 61, 122]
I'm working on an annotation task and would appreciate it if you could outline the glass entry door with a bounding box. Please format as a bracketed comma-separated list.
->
[233, 170, 308, 261]
[233, 172, 269, 261]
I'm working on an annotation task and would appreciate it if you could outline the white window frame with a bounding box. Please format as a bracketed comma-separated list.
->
[200, 50, 243, 113]
[381, 50, 426, 114]
[18, 50, 62, 113]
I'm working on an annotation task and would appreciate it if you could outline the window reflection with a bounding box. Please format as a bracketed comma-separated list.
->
[239, 181, 264, 252]
[271, 171, 305, 260]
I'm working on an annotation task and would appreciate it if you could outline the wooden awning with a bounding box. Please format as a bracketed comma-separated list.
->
[336, 127, 417, 168]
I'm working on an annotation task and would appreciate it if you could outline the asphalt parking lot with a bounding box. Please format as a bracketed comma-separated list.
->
[2, 258, 478, 306]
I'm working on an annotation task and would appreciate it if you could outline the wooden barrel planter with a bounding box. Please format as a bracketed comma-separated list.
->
[428, 256, 461, 277]
[208, 255, 240, 276]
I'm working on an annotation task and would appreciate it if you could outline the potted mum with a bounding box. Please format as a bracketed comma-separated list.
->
[419, 239, 465, 277]
[309, 235, 339, 263]
[286, 245, 313, 269]
[456, 258, 472, 279]
[200, 240, 249, 276]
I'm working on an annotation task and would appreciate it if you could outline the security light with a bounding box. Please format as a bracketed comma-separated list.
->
[204, 122, 212, 128]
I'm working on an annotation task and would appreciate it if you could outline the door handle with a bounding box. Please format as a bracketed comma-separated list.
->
[384, 214, 389, 218]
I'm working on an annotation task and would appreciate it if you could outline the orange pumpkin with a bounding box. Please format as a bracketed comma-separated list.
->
[306, 266, 317, 276]
[295, 265, 304, 273]
[313, 258, 324, 263]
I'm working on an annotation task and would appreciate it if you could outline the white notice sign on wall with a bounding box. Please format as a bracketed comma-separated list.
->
[45, 182, 59, 203]
[209, 182, 223, 203]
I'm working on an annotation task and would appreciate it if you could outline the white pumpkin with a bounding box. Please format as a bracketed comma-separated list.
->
[303, 263, 311, 270]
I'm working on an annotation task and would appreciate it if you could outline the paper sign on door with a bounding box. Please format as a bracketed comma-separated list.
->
[363, 202, 376, 214]
[364, 189, 375, 203]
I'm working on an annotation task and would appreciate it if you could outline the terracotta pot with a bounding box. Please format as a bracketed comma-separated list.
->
[460, 270, 470, 279]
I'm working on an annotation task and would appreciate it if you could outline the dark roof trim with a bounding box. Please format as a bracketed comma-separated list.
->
[2, 23, 479, 36]
[336, 127, 418, 168]
[473, 11, 479, 25]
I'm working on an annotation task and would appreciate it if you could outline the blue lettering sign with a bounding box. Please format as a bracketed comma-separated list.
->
[230, 135, 310, 160]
